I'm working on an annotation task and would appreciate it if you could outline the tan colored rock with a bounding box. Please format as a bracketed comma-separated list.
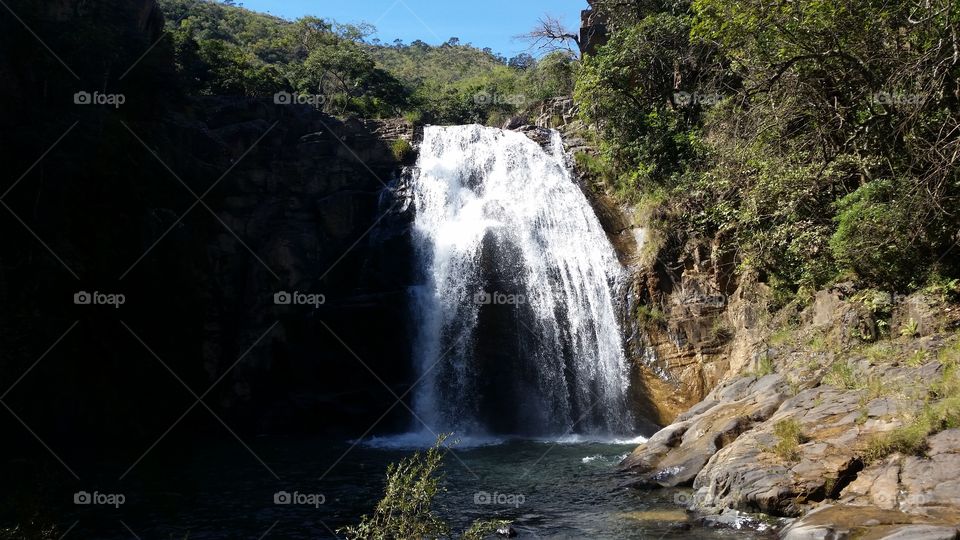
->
[622, 374, 790, 488]
[779, 504, 958, 540]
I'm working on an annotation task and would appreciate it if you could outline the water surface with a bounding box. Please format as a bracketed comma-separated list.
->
[63, 436, 771, 539]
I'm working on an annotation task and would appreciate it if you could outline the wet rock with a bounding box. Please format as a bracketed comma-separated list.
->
[496, 525, 517, 537]
[700, 508, 773, 531]
[622, 374, 790, 488]
[779, 504, 958, 540]
[502, 116, 527, 130]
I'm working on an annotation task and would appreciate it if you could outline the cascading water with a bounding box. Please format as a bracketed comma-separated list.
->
[409, 125, 633, 438]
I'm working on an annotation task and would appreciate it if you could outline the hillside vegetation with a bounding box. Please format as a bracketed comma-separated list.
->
[577, 0, 960, 301]
[157, 0, 574, 124]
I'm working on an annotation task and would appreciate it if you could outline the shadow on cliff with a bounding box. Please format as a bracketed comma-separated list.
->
[0, 0, 423, 482]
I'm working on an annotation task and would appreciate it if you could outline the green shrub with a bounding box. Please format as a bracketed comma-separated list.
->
[391, 139, 415, 162]
[402, 109, 424, 125]
[864, 342, 895, 363]
[823, 361, 859, 389]
[340, 435, 511, 540]
[711, 316, 733, 342]
[829, 180, 919, 290]
[905, 349, 928, 367]
[341, 435, 451, 540]
[772, 419, 805, 462]
[635, 304, 666, 326]
[901, 318, 921, 338]
[924, 275, 960, 304]
[755, 355, 775, 377]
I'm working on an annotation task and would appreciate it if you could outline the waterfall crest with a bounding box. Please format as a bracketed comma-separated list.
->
[410, 125, 633, 437]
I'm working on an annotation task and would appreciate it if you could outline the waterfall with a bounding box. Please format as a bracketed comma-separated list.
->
[409, 125, 633, 438]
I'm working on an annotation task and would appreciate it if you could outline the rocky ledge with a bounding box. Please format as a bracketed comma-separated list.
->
[623, 288, 960, 538]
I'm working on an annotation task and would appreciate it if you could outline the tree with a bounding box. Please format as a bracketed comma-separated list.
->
[519, 14, 581, 55]
[508, 53, 536, 70]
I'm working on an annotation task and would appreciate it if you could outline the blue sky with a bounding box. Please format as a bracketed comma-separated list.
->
[236, 0, 587, 57]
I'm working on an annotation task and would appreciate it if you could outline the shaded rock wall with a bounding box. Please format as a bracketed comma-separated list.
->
[580, 0, 609, 55]
[0, 0, 420, 458]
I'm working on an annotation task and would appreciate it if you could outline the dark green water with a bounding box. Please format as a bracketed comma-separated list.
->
[58, 436, 772, 539]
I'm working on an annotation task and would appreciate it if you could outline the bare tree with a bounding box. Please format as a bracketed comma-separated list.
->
[518, 15, 581, 56]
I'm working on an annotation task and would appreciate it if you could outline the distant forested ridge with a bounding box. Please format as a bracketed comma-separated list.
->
[158, 0, 575, 124]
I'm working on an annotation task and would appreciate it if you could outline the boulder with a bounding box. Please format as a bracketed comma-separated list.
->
[622, 374, 790, 488]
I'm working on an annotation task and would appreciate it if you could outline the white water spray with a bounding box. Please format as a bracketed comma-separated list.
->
[409, 125, 633, 437]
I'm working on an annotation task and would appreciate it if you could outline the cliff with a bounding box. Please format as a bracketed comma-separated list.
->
[0, 0, 420, 455]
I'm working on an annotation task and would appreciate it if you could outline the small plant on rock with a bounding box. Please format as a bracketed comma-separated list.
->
[823, 361, 860, 389]
[755, 355, 775, 377]
[905, 349, 927, 367]
[772, 419, 806, 462]
[391, 138, 415, 162]
[865, 346, 960, 462]
[901, 317, 920, 338]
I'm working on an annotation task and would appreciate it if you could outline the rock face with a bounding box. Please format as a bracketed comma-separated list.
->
[620, 236, 773, 423]
[172, 98, 420, 434]
[622, 374, 790, 488]
[580, 0, 609, 55]
[840, 430, 960, 521]
[0, 0, 422, 443]
[621, 288, 960, 537]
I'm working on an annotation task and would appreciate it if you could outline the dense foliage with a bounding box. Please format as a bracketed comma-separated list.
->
[157, 0, 575, 123]
[577, 0, 960, 296]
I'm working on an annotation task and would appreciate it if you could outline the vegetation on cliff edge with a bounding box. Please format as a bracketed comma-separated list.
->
[576, 0, 960, 299]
